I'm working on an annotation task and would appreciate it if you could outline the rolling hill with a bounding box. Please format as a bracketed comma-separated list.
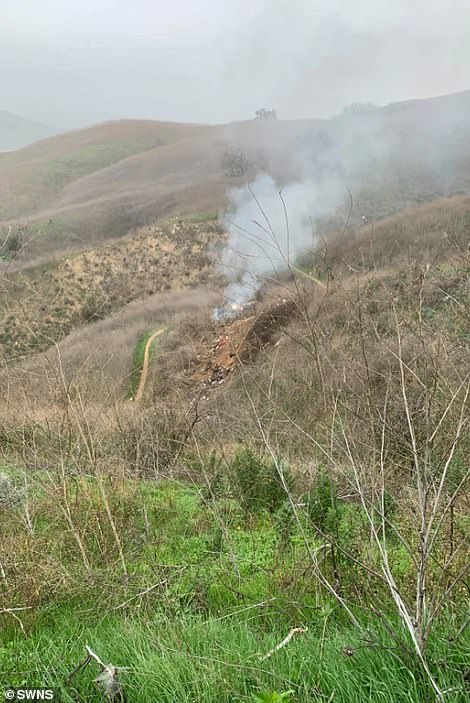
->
[1, 89, 470, 269]
[0, 87, 470, 383]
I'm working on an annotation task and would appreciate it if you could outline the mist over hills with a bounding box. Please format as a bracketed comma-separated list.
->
[0, 110, 59, 151]
[1, 87, 469, 368]
[0, 88, 469, 268]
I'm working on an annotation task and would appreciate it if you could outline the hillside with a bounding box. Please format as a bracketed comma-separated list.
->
[0, 119, 211, 225]
[3, 190, 470, 406]
[2, 91, 470, 703]
[1, 189, 470, 702]
[0, 110, 58, 151]
[0, 217, 222, 364]
[1, 89, 470, 269]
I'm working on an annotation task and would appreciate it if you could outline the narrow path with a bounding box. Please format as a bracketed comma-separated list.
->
[134, 327, 167, 401]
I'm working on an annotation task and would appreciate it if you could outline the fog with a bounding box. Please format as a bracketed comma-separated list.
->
[2, 0, 470, 128]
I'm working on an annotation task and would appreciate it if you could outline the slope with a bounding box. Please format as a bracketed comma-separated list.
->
[0, 119, 211, 222]
[2, 89, 470, 269]
[3, 191, 470, 412]
[0, 217, 222, 364]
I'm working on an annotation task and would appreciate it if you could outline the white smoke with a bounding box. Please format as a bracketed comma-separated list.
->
[219, 173, 346, 305]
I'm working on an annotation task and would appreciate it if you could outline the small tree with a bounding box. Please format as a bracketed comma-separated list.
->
[0, 226, 24, 257]
[221, 148, 250, 178]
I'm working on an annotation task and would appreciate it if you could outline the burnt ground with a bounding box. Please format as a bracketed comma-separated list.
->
[191, 297, 301, 391]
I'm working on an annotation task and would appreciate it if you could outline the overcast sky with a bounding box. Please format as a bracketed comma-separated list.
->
[2, 0, 470, 129]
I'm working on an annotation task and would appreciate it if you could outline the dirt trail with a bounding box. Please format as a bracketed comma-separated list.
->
[134, 327, 167, 401]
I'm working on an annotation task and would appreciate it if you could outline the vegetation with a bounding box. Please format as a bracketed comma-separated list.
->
[0, 218, 220, 362]
[2, 96, 470, 699]
[1, 471, 469, 701]
[2, 240, 470, 699]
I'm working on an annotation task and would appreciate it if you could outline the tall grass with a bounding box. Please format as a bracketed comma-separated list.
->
[2, 597, 469, 701]
[1, 471, 469, 701]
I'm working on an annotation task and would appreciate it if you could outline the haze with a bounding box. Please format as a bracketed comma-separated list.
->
[2, 0, 470, 129]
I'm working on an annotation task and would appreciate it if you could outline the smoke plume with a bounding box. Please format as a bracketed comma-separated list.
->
[219, 173, 347, 305]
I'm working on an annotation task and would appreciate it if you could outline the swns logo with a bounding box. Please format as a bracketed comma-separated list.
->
[4, 690, 56, 701]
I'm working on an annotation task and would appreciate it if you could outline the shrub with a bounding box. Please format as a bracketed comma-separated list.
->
[231, 447, 292, 514]
[305, 470, 341, 534]
[221, 148, 250, 178]
[80, 294, 111, 322]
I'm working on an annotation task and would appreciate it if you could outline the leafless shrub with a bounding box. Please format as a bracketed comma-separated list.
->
[221, 147, 268, 178]
[196, 189, 470, 700]
[221, 148, 251, 178]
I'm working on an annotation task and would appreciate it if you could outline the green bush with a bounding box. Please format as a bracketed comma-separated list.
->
[305, 470, 341, 534]
[80, 294, 111, 322]
[273, 500, 297, 548]
[231, 447, 292, 515]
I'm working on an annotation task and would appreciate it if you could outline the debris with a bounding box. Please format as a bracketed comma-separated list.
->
[260, 627, 308, 661]
[212, 300, 256, 323]
[193, 297, 299, 392]
[85, 645, 127, 701]
[95, 667, 125, 701]
[0, 473, 23, 508]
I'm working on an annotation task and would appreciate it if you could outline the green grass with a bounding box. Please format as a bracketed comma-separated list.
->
[2, 605, 469, 701]
[185, 211, 219, 223]
[36, 140, 164, 191]
[0, 137, 168, 220]
[0, 471, 469, 701]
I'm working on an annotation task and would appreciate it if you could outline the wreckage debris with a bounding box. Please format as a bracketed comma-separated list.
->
[195, 296, 299, 391]
[212, 300, 256, 323]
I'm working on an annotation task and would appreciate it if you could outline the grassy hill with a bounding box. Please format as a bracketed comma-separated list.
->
[0, 120, 211, 223]
[1, 89, 470, 268]
[2, 91, 470, 702]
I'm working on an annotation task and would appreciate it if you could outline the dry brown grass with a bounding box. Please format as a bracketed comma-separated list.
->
[1, 100, 470, 484]
[0, 203, 469, 549]
[3, 192, 470, 467]
[0, 120, 294, 264]
[3, 89, 470, 270]
[319, 193, 470, 276]
[0, 288, 220, 403]
[0, 218, 223, 362]
[0, 120, 211, 219]
[189, 222, 470, 463]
